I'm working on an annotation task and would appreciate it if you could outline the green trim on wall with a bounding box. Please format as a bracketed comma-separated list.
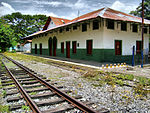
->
[31, 48, 146, 64]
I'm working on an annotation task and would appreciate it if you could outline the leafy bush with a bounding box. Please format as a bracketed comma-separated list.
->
[133, 84, 148, 96]
[116, 80, 124, 86]
[148, 79, 150, 85]
[116, 74, 125, 80]
[11, 50, 16, 53]
[103, 74, 116, 86]
[2, 90, 6, 97]
[0, 105, 9, 113]
[21, 105, 30, 111]
[125, 74, 134, 81]
[138, 77, 147, 85]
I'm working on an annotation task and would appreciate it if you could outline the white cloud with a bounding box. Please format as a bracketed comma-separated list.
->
[1, 2, 15, 12]
[34, 0, 89, 10]
[47, 2, 62, 7]
[60, 13, 77, 20]
[74, 0, 89, 9]
[0, 2, 15, 16]
[111, 1, 137, 13]
[12, 0, 31, 4]
[34, 1, 62, 7]
[17, 8, 58, 17]
[47, 12, 58, 17]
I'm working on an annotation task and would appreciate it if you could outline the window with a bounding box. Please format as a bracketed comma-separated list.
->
[66, 42, 70, 58]
[73, 25, 77, 30]
[86, 40, 92, 55]
[72, 41, 77, 53]
[66, 27, 69, 32]
[115, 40, 122, 55]
[61, 20, 65, 24]
[39, 43, 42, 55]
[17, 45, 20, 49]
[149, 25, 150, 34]
[107, 19, 114, 29]
[35, 44, 37, 54]
[136, 41, 142, 54]
[61, 42, 64, 53]
[132, 24, 138, 32]
[121, 22, 127, 31]
[82, 23, 87, 32]
[59, 28, 63, 33]
[144, 27, 147, 34]
[93, 20, 99, 30]
[45, 33, 48, 36]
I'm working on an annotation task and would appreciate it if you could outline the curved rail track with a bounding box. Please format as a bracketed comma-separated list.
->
[0, 54, 104, 113]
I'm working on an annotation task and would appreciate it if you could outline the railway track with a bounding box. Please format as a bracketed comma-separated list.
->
[0, 54, 107, 113]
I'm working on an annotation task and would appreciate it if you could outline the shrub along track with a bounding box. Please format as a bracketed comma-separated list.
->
[0, 54, 105, 113]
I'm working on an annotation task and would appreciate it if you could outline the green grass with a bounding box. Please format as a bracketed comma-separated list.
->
[133, 84, 149, 96]
[3, 52, 97, 74]
[116, 74, 125, 80]
[137, 77, 147, 85]
[0, 80, 2, 89]
[148, 79, 150, 85]
[0, 105, 9, 113]
[7, 84, 15, 88]
[125, 74, 134, 81]
[4, 62, 16, 68]
[115, 74, 134, 81]
[4, 52, 53, 64]
[29, 92, 37, 95]
[116, 80, 124, 86]
[2, 90, 6, 97]
[21, 105, 30, 111]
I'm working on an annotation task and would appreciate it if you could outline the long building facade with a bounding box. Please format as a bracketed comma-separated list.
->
[25, 8, 150, 64]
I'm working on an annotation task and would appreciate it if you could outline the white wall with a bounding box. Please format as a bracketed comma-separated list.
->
[23, 43, 31, 52]
[32, 18, 150, 55]
[32, 18, 104, 49]
[47, 20, 56, 29]
[103, 19, 149, 55]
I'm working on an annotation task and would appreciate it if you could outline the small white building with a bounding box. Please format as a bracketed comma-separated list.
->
[21, 40, 32, 53]
[24, 8, 150, 64]
[10, 40, 32, 52]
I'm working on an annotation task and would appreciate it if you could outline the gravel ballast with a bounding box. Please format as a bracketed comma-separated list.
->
[13, 58, 150, 113]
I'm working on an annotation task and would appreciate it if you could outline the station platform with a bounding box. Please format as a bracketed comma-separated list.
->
[25, 53, 114, 69]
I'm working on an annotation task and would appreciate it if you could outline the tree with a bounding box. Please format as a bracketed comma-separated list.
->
[0, 12, 47, 52]
[2, 12, 47, 42]
[130, 0, 150, 20]
[0, 19, 16, 52]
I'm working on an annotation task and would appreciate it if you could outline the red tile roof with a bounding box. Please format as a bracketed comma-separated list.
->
[21, 40, 32, 46]
[51, 16, 71, 26]
[43, 16, 71, 30]
[101, 8, 150, 24]
[71, 7, 150, 24]
[24, 7, 150, 39]
[71, 8, 104, 22]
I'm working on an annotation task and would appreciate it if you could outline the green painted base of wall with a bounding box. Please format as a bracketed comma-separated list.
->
[31, 48, 148, 64]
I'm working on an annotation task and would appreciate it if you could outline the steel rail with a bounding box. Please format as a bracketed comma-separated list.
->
[4, 55, 99, 113]
[1, 60, 42, 113]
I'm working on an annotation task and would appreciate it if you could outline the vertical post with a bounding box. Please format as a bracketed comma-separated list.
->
[132, 46, 135, 66]
[141, 0, 144, 68]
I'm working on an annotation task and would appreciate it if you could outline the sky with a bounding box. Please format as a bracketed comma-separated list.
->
[0, 0, 141, 19]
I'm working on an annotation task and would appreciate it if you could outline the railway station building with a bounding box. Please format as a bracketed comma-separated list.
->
[24, 7, 150, 64]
